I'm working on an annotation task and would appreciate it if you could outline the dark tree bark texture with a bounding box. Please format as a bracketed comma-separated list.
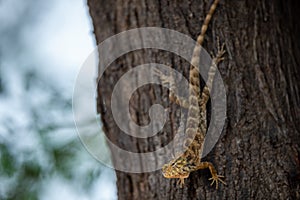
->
[88, 0, 300, 199]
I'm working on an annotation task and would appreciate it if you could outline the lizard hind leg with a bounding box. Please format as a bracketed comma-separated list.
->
[200, 39, 226, 108]
[154, 68, 189, 108]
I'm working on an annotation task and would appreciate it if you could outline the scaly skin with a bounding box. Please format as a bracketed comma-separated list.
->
[162, 41, 226, 189]
[159, 0, 226, 189]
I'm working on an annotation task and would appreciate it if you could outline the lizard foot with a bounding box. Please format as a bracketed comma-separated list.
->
[177, 178, 186, 188]
[208, 174, 226, 189]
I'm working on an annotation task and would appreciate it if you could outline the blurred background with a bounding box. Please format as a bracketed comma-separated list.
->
[0, 0, 116, 199]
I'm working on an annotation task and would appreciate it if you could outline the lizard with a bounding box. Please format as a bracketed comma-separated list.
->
[157, 0, 226, 189]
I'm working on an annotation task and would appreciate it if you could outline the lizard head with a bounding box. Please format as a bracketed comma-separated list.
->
[162, 157, 189, 179]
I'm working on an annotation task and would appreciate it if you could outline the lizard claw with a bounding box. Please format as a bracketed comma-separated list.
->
[153, 68, 163, 76]
[177, 178, 185, 188]
[153, 68, 177, 88]
[208, 174, 226, 189]
[211, 37, 226, 64]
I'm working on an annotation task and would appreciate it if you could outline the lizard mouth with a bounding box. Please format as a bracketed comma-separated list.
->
[162, 169, 172, 178]
[162, 173, 175, 178]
[162, 174, 170, 178]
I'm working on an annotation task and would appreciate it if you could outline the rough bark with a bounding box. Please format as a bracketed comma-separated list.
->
[88, 0, 300, 199]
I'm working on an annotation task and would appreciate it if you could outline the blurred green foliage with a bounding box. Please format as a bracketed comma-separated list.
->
[0, 1, 114, 199]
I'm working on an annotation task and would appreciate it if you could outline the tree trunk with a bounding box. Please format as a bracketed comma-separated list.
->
[88, 0, 300, 199]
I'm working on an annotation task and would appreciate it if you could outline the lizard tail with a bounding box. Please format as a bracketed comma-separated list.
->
[185, 0, 220, 157]
[196, 0, 220, 46]
[190, 0, 220, 70]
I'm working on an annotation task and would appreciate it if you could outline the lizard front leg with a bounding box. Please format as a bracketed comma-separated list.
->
[195, 161, 226, 189]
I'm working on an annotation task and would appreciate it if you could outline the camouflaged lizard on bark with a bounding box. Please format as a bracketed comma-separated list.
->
[156, 0, 226, 189]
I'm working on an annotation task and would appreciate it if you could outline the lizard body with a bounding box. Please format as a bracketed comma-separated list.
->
[159, 0, 226, 189]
